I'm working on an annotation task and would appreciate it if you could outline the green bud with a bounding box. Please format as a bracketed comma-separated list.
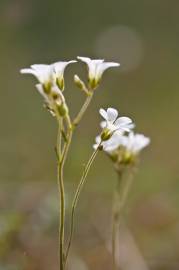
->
[74, 75, 84, 89]
[56, 103, 68, 117]
[101, 128, 112, 141]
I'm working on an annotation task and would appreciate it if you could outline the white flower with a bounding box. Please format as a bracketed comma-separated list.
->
[93, 108, 134, 150]
[119, 132, 150, 154]
[20, 64, 54, 89]
[20, 60, 76, 91]
[93, 133, 122, 152]
[99, 108, 134, 135]
[53, 60, 76, 90]
[77, 56, 120, 89]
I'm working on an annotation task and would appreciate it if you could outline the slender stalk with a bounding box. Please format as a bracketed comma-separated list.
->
[73, 93, 93, 127]
[57, 93, 94, 269]
[112, 169, 134, 270]
[57, 114, 72, 270]
[65, 146, 100, 264]
[57, 118, 62, 159]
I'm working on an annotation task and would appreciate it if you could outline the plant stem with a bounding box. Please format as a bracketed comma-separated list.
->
[57, 115, 72, 270]
[65, 146, 99, 264]
[112, 169, 134, 270]
[57, 92, 94, 269]
[73, 93, 93, 127]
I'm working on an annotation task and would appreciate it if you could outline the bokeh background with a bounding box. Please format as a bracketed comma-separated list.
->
[0, 0, 179, 269]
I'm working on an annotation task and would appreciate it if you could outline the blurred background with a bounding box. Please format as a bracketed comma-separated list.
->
[0, 0, 179, 269]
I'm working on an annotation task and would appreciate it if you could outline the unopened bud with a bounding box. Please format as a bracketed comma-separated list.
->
[57, 103, 68, 117]
[74, 75, 87, 92]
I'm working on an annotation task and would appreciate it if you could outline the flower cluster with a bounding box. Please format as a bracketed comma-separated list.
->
[20, 57, 120, 119]
[20, 61, 76, 118]
[94, 107, 150, 167]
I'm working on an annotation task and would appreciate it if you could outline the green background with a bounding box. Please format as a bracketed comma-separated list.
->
[0, 0, 179, 269]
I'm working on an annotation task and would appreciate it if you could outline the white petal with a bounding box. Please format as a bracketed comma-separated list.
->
[100, 121, 107, 129]
[93, 144, 98, 150]
[121, 133, 150, 154]
[103, 133, 122, 152]
[99, 108, 108, 120]
[114, 117, 132, 127]
[95, 135, 101, 144]
[99, 62, 120, 74]
[77, 56, 92, 64]
[93, 136, 102, 150]
[107, 108, 118, 121]
[53, 60, 76, 75]
[20, 68, 35, 74]
[35, 84, 48, 101]
[31, 64, 51, 71]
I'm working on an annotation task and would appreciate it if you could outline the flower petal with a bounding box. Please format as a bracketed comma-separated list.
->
[77, 56, 92, 64]
[35, 84, 49, 101]
[20, 68, 35, 75]
[53, 60, 76, 75]
[107, 108, 118, 121]
[100, 121, 107, 129]
[99, 108, 108, 120]
[97, 62, 120, 76]
[114, 116, 132, 127]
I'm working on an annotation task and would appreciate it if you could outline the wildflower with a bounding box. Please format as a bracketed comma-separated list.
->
[102, 131, 150, 165]
[93, 108, 134, 150]
[99, 108, 134, 140]
[20, 64, 54, 93]
[118, 132, 150, 155]
[53, 60, 76, 90]
[20, 60, 76, 92]
[77, 56, 120, 89]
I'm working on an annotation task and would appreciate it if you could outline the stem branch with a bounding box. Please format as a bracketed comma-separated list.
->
[73, 93, 93, 127]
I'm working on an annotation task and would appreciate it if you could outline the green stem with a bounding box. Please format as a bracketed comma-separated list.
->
[57, 92, 93, 269]
[57, 115, 72, 270]
[112, 169, 134, 270]
[65, 146, 100, 264]
[73, 93, 93, 127]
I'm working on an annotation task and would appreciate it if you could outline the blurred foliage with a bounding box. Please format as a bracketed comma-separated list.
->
[0, 0, 179, 269]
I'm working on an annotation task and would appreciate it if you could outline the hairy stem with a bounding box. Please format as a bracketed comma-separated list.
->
[65, 147, 99, 264]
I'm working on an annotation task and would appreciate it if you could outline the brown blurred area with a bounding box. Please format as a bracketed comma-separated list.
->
[0, 0, 179, 269]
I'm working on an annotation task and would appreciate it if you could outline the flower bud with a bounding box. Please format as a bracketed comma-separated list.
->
[56, 103, 68, 117]
[74, 75, 86, 90]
